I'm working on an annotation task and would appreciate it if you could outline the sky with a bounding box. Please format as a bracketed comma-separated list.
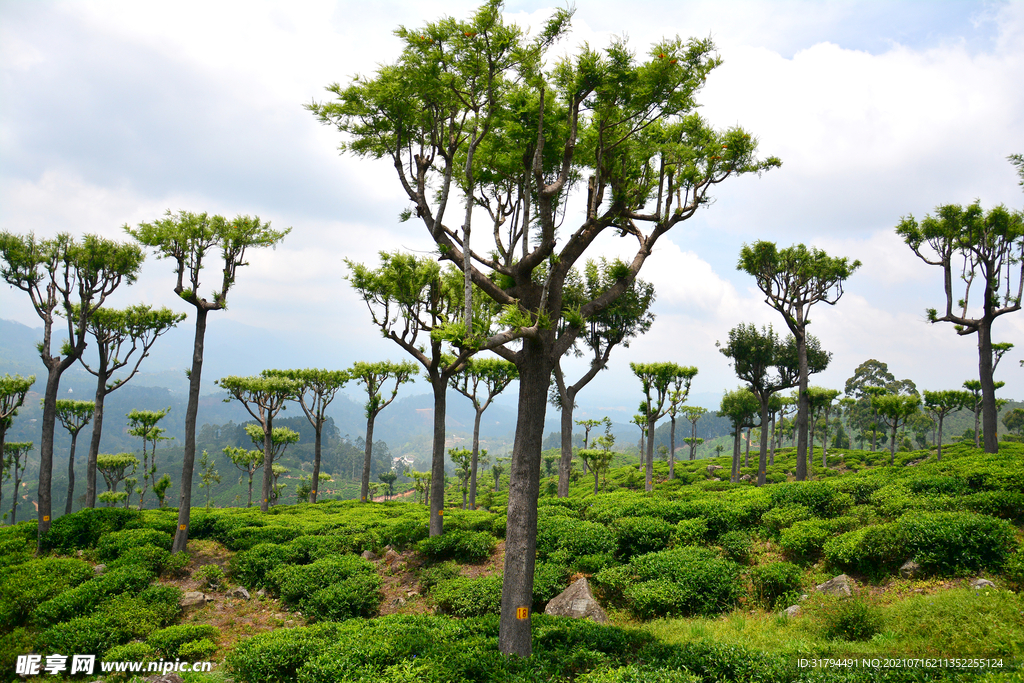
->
[1, 0, 1023, 421]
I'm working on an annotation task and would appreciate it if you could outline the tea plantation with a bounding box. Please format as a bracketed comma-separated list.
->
[1, 443, 1022, 682]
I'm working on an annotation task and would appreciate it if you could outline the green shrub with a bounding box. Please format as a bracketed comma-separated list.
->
[0, 557, 94, 629]
[537, 516, 616, 560]
[287, 535, 349, 564]
[417, 530, 496, 563]
[36, 592, 176, 656]
[613, 516, 674, 559]
[960, 491, 1024, 521]
[302, 573, 383, 621]
[96, 528, 171, 561]
[230, 542, 293, 589]
[193, 564, 225, 591]
[31, 564, 156, 628]
[104, 641, 155, 663]
[43, 507, 141, 553]
[615, 547, 741, 619]
[532, 562, 570, 609]
[0, 538, 32, 570]
[0, 627, 33, 681]
[179, 638, 218, 660]
[432, 575, 502, 617]
[575, 664, 698, 683]
[224, 524, 302, 551]
[907, 476, 970, 497]
[418, 561, 461, 593]
[768, 481, 852, 517]
[895, 511, 1018, 575]
[271, 555, 381, 620]
[779, 517, 858, 564]
[1004, 550, 1024, 591]
[749, 562, 803, 609]
[823, 524, 902, 576]
[161, 551, 190, 578]
[674, 518, 707, 547]
[718, 530, 753, 564]
[107, 545, 171, 575]
[820, 598, 884, 641]
[759, 504, 811, 537]
[227, 622, 348, 683]
[147, 624, 219, 658]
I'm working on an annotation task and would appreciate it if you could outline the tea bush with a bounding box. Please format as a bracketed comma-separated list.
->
[301, 573, 384, 622]
[43, 507, 141, 553]
[418, 560, 461, 593]
[230, 542, 293, 589]
[759, 504, 811, 537]
[819, 598, 885, 641]
[96, 528, 171, 561]
[106, 545, 171, 575]
[779, 517, 857, 564]
[0, 558, 94, 629]
[224, 524, 302, 551]
[418, 529, 496, 563]
[432, 575, 502, 617]
[613, 516, 674, 559]
[823, 524, 902, 576]
[768, 481, 852, 518]
[718, 530, 753, 564]
[147, 624, 219, 658]
[35, 591, 179, 656]
[895, 511, 1017, 575]
[31, 564, 156, 628]
[537, 515, 616, 560]
[271, 555, 381, 620]
[673, 518, 708, 547]
[749, 562, 803, 609]
[286, 535, 349, 564]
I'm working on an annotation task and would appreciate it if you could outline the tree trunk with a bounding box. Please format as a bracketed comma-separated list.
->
[360, 413, 376, 503]
[85, 360, 109, 509]
[310, 422, 322, 503]
[498, 348, 550, 657]
[557, 396, 574, 497]
[744, 427, 750, 468]
[36, 364, 62, 541]
[64, 430, 79, 515]
[645, 413, 656, 492]
[769, 414, 776, 466]
[757, 401, 770, 486]
[429, 375, 446, 536]
[936, 414, 945, 462]
[795, 331, 809, 480]
[731, 429, 741, 483]
[669, 415, 676, 480]
[978, 320, 998, 453]
[174, 307, 207, 554]
[247, 472, 253, 508]
[469, 407, 483, 508]
[260, 411, 276, 511]
[890, 423, 897, 465]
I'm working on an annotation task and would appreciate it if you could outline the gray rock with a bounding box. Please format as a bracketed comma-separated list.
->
[385, 549, 400, 564]
[706, 464, 723, 474]
[739, 474, 752, 482]
[784, 605, 802, 617]
[815, 574, 855, 597]
[971, 578, 996, 590]
[93, 564, 107, 575]
[543, 577, 608, 624]
[361, 550, 377, 561]
[256, 588, 266, 598]
[144, 674, 185, 683]
[799, 594, 808, 602]
[900, 560, 921, 579]
[710, 477, 721, 481]
[229, 587, 251, 600]
[180, 591, 208, 610]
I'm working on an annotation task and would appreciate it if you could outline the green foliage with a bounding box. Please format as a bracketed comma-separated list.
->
[749, 562, 803, 610]
[147, 624, 220, 659]
[103, 641, 155, 664]
[418, 561, 461, 593]
[417, 529, 496, 563]
[759, 503, 811, 537]
[612, 516, 674, 559]
[270, 555, 382, 621]
[35, 590, 179, 656]
[718, 530, 753, 564]
[0, 557, 94, 629]
[96, 527, 171, 561]
[673, 518, 708, 547]
[43, 507, 141, 553]
[227, 622, 348, 683]
[768, 481, 852, 518]
[31, 564, 156, 628]
[819, 598, 885, 641]
[229, 542, 294, 590]
[779, 517, 857, 564]
[193, 564, 225, 591]
[432, 575, 502, 617]
[224, 524, 302, 551]
[107, 545, 171, 575]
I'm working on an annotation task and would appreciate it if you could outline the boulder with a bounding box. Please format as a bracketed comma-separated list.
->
[144, 674, 185, 683]
[180, 591, 208, 610]
[970, 578, 996, 590]
[815, 574, 855, 597]
[361, 550, 377, 561]
[899, 560, 921, 579]
[784, 605, 802, 617]
[739, 474, 752, 482]
[93, 564, 107, 575]
[228, 587, 251, 600]
[543, 577, 607, 624]
[385, 549, 400, 564]
[256, 588, 266, 598]
[706, 464, 723, 474]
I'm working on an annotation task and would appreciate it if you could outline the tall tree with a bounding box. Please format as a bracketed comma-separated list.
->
[265, 369, 349, 503]
[128, 211, 289, 551]
[217, 375, 300, 513]
[54, 399, 94, 515]
[126, 407, 171, 510]
[719, 388, 760, 483]
[0, 232, 144, 544]
[666, 374, 696, 480]
[309, 1, 779, 655]
[552, 259, 655, 496]
[896, 200, 1023, 454]
[872, 393, 922, 464]
[347, 253, 473, 536]
[962, 379, 1005, 447]
[4, 442, 33, 524]
[450, 357, 517, 508]
[631, 363, 698, 492]
[718, 324, 825, 485]
[738, 242, 860, 481]
[348, 361, 418, 503]
[77, 304, 184, 508]
[806, 387, 840, 469]
[923, 390, 971, 461]
[0, 375, 35, 491]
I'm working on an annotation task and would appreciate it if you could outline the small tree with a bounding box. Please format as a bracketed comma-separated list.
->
[682, 406, 707, 462]
[0, 375, 35, 477]
[738, 242, 860, 480]
[449, 448, 473, 509]
[217, 375, 301, 512]
[872, 394, 922, 464]
[95, 452, 138, 503]
[224, 446, 263, 508]
[806, 387, 840, 469]
[632, 363, 698, 492]
[1002, 407, 1024, 437]
[923, 390, 972, 460]
[962, 379, 1005, 448]
[54, 399, 94, 515]
[270, 463, 289, 505]
[491, 457, 509, 493]
[197, 450, 220, 509]
[348, 360, 418, 503]
[896, 199, 1023, 454]
[153, 474, 172, 508]
[126, 407, 171, 510]
[4, 442, 33, 523]
[378, 470, 398, 501]
[719, 388, 760, 482]
[128, 210, 290, 552]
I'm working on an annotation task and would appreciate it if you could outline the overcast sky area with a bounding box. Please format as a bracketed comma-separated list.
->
[2, 0, 1022, 421]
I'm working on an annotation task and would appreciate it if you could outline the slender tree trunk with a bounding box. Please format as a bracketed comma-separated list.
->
[890, 423, 897, 465]
[260, 412, 276, 511]
[494, 470, 500, 492]
[37, 365, 62, 541]
[174, 308, 207, 554]
[557, 393, 574, 497]
[937, 414, 945, 462]
[769, 414, 777, 466]
[429, 375, 446, 537]
[731, 428, 740, 483]
[360, 413, 376, 503]
[469, 407, 483, 508]
[757, 402, 770, 486]
[669, 415, 676, 480]
[310, 422, 322, 503]
[978, 320, 998, 453]
[795, 331, 809, 480]
[645, 413, 656, 492]
[498, 349, 550, 657]
[64, 431, 80, 515]
[744, 427, 750, 468]
[86, 362, 109, 509]
[247, 472, 253, 508]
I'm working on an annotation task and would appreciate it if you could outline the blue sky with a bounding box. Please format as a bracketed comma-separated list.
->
[1, 0, 1022, 417]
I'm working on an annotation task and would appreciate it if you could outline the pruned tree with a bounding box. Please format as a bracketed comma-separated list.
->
[347, 253, 473, 535]
[1002, 407, 1024, 437]
[76, 304, 184, 508]
[153, 474, 172, 508]
[449, 448, 473, 509]
[348, 360, 418, 503]
[216, 375, 301, 512]
[96, 452, 138, 501]
[4, 442, 33, 523]
[54, 399, 94, 515]
[738, 242, 860, 481]
[308, 0, 780, 655]
[450, 357, 517, 508]
[127, 210, 290, 552]
[491, 457, 508, 493]
[682, 406, 707, 461]
[0, 232, 143, 543]
[666, 374, 696, 480]
[197, 450, 221, 509]
[962, 379, 1006, 448]
[379, 470, 398, 501]
[126, 407, 171, 510]
[224, 446, 263, 508]
[896, 199, 1023, 454]
[806, 387, 840, 469]
[632, 363, 698, 492]
[923, 390, 971, 461]
[0, 375, 35, 478]
[552, 259, 655, 496]
[265, 368, 349, 503]
[872, 394, 922, 464]
[719, 388, 760, 482]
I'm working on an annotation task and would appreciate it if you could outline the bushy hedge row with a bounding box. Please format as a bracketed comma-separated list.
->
[269, 555, 382, 621]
